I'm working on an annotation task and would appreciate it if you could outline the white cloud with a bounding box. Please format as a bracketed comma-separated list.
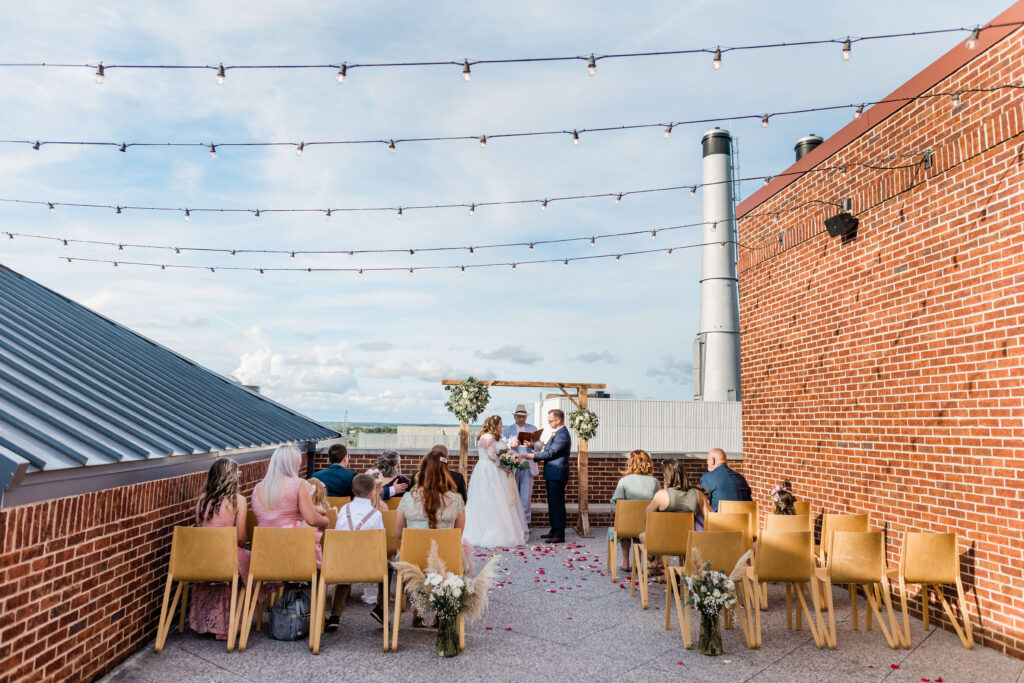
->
[475, 345, 542, 365]
[572, 350, 620, 363]
[647, 356, 693, 386]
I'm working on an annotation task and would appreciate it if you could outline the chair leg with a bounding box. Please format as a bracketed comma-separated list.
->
[863, 582, 897, 649]
[239, 579, 261, 652]
[936, 584, 973, 649]
[608, 538, 615, 582]
[629, 544, 639, 598]
[668, 568, 690, 649]
[178, 582, 189, 633]
[155, 575, 175, 653]
[896, 576, 912, 648]
[747, 577, 763, 648]
[391, 575, 403, 651]
[922, 584, 930, 630]
[760, 581, 768, 611]
[382, 572, 390, 652]
[664, 568, 672, 630]
[822, 580, 837, 648]
[734, 581, 755, 648]
[795, 583, 803, 631]
[458, 613, 466, 651]
[311, 577, 326, 655]
[866, 585, 874, 631]
[795, 580, 825, 648]
[226, 576, 238, 652]
[158, 581, 184, 650]
[307, 574, 318, 652]
[785, 583, 792, 630]
[849, 584, 858, 631]
[640, 546, 649, 609]
[955, 578, 974, 649]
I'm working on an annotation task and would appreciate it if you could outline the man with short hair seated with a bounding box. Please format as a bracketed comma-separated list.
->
[324, 473, 386, 631]
[699, 447, 752, 512]
[312, 444, 355, 498]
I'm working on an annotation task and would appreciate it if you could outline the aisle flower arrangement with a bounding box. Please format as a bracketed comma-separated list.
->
[393, 541, 500, 657]
[683, 548, 751, 656]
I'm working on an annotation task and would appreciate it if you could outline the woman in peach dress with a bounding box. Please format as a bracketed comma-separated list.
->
[188, 457, 251, 639]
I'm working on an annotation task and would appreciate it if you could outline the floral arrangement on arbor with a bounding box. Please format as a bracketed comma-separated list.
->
[444, 377, 490, 424]
[567, 407, 599, 441]
[683, 547, 751, 655]
[393, 541, 500, 657]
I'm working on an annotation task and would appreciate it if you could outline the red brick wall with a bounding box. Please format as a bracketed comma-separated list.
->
[736, 26, 1024, 658]
[0, 459, 270, 683]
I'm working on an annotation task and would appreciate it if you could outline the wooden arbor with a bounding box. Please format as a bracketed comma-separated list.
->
[440, 379, 605, 537]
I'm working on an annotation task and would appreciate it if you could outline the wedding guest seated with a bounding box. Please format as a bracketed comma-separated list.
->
[309, 478, 336, 546]
[311, 444, 355, 497]
[251, 444, 329, 565]
[771, 479, 798, 515]
[396, 450, 467, 627]
[410, 445, 467, 502]
[358, 469, 392, 606]
[700, 447, 752, 512]
[376, 450, 410, 501]
[324, 474, 387, 631]
[189, 457, 251, 641]
[645, 459, 711, 529]
[608, 449, 660, 572]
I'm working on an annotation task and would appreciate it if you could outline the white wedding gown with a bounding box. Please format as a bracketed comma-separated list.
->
[463, 434, 528, 548]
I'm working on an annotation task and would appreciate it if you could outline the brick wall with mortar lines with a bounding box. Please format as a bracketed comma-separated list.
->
[736, 28, 1024, 658]
[0, 459, 271, 683]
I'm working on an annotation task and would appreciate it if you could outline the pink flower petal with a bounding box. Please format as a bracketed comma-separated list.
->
[486, 627, 493, 630]
[891, 664, 900, 670]
[677, 661, 685, 666]
[505, 627, 512, 631]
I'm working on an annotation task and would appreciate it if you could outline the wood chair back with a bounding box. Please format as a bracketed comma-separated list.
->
[398, 528, 464, 575]
[245, 510, 257, 546]
[249, 526, 318, 582]
[325, 508, 338, 532]
[169, 526, 238, 581]
[328, 496, 351, 509]
[828, 531, 886, 584]
[718, 500, 758, 540]
[684, 530, 746, 575]
[755, 530, 815, 583]
[793, 501, 811, 516]
[900, 531, 959, 584]
[704, 512, 752, 550]
[820, 514, 869, 561]
[320, 529, 388, 584]
[386, 497, 402, 511]
[643, 512, 693, 557]
[613, 499, 650, 539]
[381, 510, 401, 555]
[765, 514, 813, 533]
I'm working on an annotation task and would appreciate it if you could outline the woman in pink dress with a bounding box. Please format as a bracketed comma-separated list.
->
[188, 457, 251, 640]
[250, 444, 329, 566]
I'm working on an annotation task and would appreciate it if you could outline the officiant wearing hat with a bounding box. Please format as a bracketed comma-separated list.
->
[501, 404, 539, 526]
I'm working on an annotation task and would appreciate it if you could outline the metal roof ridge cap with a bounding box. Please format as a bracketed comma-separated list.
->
[736, 1, 1024, 218]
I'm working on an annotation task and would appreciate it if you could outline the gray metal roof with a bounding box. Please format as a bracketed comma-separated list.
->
[0, 264, 337, 486]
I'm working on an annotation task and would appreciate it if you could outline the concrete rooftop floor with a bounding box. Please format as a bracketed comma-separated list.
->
[104, 530, 1023, 683]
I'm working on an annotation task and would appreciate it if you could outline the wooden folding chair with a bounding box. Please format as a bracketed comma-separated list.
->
[381, 510, 401, 557]
[392, 528, 465, 652]
[817, 513, 868, 565]
[327, 496, 351, 509]
[744, 530, 826, 649]
[633, 512, 693, 609]
[667, 530, 753, 649]
[386, 497, 402, 511]
[815, 531, 899, 649]
[245, 510, 257, 547]
[155, 527, 240, 652]
[765, 514, 813, 533]
[607, 500, 649, 583]
[719, 500, 759, 542]
[886, 532, 973, 649]
[793, 501, 811, 517]
[238, 526, 319, 651]
[704, 512, 753, 550]
[312, 529, 390, 653]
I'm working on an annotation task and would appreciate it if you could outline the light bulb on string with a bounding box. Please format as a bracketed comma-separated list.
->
[842, 38, 851, 61]
[48, 203, 55, 213]
[115, 206, 121, 214]
[5, 232, 12, 240]
[119, 143, 126, 152]
[651, 230, 657, 240]
[587, 54, 596, 76]
[95, 63, 104, 84]
[966, 27, 980, 49]
[615, 254, 621, 262]
[337, 63, 347, 83]
[175, 247, 181, 256]
[66, 257, 72, 264]
[664, 124, 673, 139]
[469, 246, 474, 255]
[358, 269, 363, 276]
[479, 135, 486, 148]
[572, 130, 579, 145]
[254, 209, 260, 220]
[690, 186, 697, 197]
[462, 60, 471, 82]
[713, 47, 722, 70]
[762, 114, 769, 128]
[210, 267, 215, 274]
[409, 249, 415, 255]
[325, 209, 332, 220]
[666, 249, 673, 256]
[184, 209, 191, 221]
[209, 144, 216, 158]
[113, 261, 118, 268]
[217, 64, 226, 85]
[469, 204, 475, 216]
[563, 259, 568, 268]
[590, 236, 595, 247]
[117, 243, 124, 251]
[62, 239, 68, 248]
[259, 268, 265, 275]
[511, 262, 517, 270]
[615, 194, 622, 205]
[408, 267, 414, 275]
[397, 207, 403, 219]
[541, 199, 548, 210]
[161, 264, 166, 271]
[951, 92, 961, 108]
[296, 142, 304, 155]
[461, 265, 465, 273]
[763, 176, 771, 186]
[528, 243, 534, 251]
[32, 141, 41, 150]
[388, 140, 396, 153]
[290, 251, 295, 260]
[230, 250, 236, 257]
[854, 104, 864, 120]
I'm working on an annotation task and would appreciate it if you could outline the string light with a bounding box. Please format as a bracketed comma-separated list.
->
[95, 63, 104, 84]
[409, 249, 415, 255]
[217, 64, 226, 85]
[587, 54, 596, 76]
[479, 135, 486, 148]
[254, 209, 260, 220]
[690, 186, 696, 197]
[209, 144, 216, 158]
[651, 230, 657, 239]
[175, 247, 181, 256]
[230, 250, 236, 257]
[469, 203, 475, 215]
[409, 267, 414, 275]
[325, 209, 332, 220]
[572, 130, 579, 145]
[529, 243, 534, 251]
[397, 207, 403, 219]
[762, 114, 769, 128]
[210, 267, 216, 274]
[590, 236, 595, 247]
[115, 206, 121, 214]
[296, 142, 304, 155]
[563, 259, 568, 268]
[259, 268, 264, 274]
[62, 239, 68, 248]
[763, 176, 771, 186]
[842, 38, 852, 61]
[712, 47, 722, 70]
[161, 264, 166, 270]
[6, 232, 12, 240]
[615, 254, 620, 261]
[667, 248, 673, 255]
[664, 124, 672, 139]
[511, 262, 517, 270]
[966, 27, 980, 49]
[184, 209, 190, 221]
[8, 83, 1018, 156]
[462, 59, 471, 82]
[951, 92, 961, 107]
[615, 193, 622, 205]
[337, 63, 346, 83]
[48, 202, 54, 212]
[854, 103, 864, 120]
[469, 246, 474, 254]
[113, 261, 118, 267]
[117, 142, 126, 153]
[541, 199, 548, 210]
[66, 257, 71, 264]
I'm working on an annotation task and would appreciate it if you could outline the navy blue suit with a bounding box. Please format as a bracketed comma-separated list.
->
[311, 464, 355, 498]
[533, 426, 571, 538]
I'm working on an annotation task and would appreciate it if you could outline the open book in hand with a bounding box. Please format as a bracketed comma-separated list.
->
[516, 429, 544, 445]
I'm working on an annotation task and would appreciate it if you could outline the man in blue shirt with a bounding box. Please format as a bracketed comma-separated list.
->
[699, 447, 752, 512]
[311, 444, 356, 497]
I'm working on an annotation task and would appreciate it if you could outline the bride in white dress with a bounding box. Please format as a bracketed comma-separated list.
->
[463, 415, 528, 547]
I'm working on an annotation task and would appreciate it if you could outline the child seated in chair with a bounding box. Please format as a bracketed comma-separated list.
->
[324, 473, 387, 632]
[771, 480, 797, 515]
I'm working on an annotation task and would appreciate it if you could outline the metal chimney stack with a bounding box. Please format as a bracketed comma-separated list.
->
[693, 128, 741, 402]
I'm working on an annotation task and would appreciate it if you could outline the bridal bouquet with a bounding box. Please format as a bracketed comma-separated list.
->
[496, 447, 529, 472]
[393, 541, 500, 657]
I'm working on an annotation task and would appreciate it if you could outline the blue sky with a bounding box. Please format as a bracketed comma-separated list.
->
[0, 0, 1009, 423]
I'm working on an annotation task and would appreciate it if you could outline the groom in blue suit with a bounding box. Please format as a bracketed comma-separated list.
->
[530, 409, 571, 543]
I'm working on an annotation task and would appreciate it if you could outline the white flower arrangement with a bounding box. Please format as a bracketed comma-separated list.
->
[393, 540, 500, 623]
[444, 377, 491, 424]
[567, 407, 599, 442]
[683, 547, 751, 617]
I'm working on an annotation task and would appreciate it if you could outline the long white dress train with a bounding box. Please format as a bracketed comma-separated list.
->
[463, 434, 528, 548]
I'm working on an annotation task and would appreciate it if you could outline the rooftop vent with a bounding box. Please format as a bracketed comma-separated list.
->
[794, 134, 824, 161]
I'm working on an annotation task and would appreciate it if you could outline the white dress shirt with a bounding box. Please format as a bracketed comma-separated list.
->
[334, 496, 384, 531]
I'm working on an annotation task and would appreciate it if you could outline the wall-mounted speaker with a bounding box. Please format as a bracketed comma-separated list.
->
[824, 212, 859, 238]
